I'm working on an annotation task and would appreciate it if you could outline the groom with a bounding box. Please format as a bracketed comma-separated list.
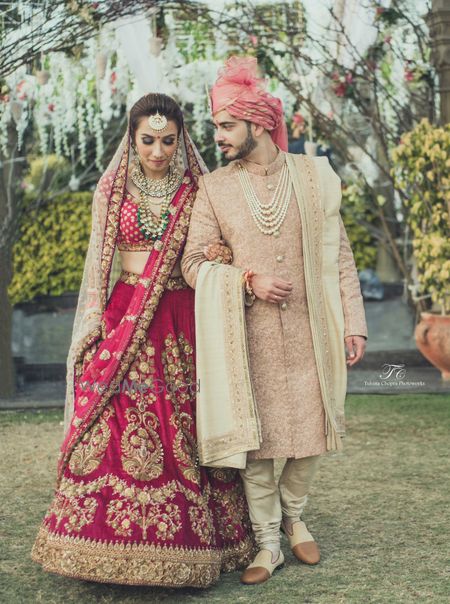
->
[181, 56, 367, 585]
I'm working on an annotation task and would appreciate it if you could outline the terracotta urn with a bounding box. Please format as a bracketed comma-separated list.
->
[415, 312, 450, 380]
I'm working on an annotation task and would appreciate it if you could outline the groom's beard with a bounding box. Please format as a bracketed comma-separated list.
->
[222, 125, 257, 160]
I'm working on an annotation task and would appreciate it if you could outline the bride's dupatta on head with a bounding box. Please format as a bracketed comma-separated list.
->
[59, 122, 206, 483]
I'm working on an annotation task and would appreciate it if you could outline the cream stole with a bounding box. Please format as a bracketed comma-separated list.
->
[195, 154, 347, 466]
[195, 262, 261, 468]
[286, 154, 346, 452]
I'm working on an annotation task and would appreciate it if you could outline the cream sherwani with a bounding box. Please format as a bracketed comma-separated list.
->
[181, 151, 367, 462]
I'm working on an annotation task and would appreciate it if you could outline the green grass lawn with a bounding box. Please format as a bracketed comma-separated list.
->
[0, 394, 449, 603]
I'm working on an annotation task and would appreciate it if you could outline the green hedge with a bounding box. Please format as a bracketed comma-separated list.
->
[9, 192, 92, 305]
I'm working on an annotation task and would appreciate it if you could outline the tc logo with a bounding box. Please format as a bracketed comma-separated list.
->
[380, 363, 406, 380]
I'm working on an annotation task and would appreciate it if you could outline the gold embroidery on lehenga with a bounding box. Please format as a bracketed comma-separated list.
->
[170, 411, 200, 485]
[161, 332, 199, 484]
[188, 505, 214, 545]
[35, 464, 257, 586]
[212, 484, 247, 541]
[32, 523, 256, 588]
[106, 488, 181, 540]
[121, 407, 164, 481]
[119, 335, 164, 480]
[48, 494, 98, 534]
[162, 332, 195, 409]
[55, 475, 203, 541]
[68, 405, 114, 475]
[125, 341, 156, 399]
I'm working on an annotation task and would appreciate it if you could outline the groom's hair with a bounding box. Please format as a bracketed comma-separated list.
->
[129, 93, 183, 141]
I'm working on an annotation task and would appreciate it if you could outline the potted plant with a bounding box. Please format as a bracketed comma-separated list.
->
[391, 118, 450, 379]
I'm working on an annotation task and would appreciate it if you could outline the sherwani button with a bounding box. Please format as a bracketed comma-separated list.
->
[276, 255, 284, 262]
[267, 183, 274, 190]
[281, 302, 287, 310]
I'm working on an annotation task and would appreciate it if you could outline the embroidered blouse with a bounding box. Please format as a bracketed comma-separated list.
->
[117, 193, 154, 252]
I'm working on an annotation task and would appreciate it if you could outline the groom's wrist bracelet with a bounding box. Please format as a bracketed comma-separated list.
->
[243, 270, 256, 302]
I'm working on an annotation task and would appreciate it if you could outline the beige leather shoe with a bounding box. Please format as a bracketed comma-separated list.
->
[240, 549, 285, 585]
[282, 520, 320, 565]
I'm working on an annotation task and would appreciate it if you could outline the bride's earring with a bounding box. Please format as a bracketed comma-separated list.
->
[170, 140, 181, 170]
[131, 144, 142, 174]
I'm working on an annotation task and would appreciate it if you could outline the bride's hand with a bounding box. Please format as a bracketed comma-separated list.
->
[203, 239, 233, 265]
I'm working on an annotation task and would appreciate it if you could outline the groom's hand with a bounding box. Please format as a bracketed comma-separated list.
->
[345, 335, 366, 367]
[251, 274, 293, 303]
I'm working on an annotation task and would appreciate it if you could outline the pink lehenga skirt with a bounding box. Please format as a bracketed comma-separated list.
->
[32, 272, 255, 588]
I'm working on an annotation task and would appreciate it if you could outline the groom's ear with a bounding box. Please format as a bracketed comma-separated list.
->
[252, 122, 265, 138]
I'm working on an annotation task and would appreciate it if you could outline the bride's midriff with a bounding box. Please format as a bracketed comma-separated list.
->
[120, 250, 182, 277]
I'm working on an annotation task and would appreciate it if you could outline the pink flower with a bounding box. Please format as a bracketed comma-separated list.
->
[376, 7, 385, 16]
[110, 71, 117, 83]
[334, 82, 347, 97]
[18, 93, 27, 101]
[345, 72, 353, 84]
[48, 103, 55, 112]
[249, 35, 258, 47]
[384, 35, 392, 44]
[404, 70, 414, 82]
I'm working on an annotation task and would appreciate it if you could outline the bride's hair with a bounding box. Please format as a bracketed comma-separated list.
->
[129, 93, 184, 141]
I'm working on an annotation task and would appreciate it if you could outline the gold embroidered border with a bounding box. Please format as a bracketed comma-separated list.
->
[117, 241, 155, 252]
[100, 140, 129, 310]
[32, 525, 255, 588]
[72, 326, 102, 381]
[119, 270, 188, 291]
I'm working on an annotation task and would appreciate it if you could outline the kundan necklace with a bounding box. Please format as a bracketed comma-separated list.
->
[130, 162, 181, 242]
[131, 160, 182, 199]
[237, 160, 292, 236]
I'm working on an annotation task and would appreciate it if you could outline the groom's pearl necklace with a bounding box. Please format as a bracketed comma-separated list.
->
[237, 160, 292, 236]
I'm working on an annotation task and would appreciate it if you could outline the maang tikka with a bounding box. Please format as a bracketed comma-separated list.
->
[148, 111, 168, 132]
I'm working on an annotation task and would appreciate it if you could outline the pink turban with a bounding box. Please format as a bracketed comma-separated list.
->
[210, 56, 289, 152]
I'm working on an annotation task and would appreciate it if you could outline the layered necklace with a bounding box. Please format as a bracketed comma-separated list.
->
[237, 160, 292, 236]
[130, 161, 183, 243]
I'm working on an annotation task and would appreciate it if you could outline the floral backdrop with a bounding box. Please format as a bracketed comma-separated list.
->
[0, 0, 444, 308]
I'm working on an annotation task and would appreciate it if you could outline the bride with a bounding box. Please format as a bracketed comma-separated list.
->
[31, 93, 255, 588]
